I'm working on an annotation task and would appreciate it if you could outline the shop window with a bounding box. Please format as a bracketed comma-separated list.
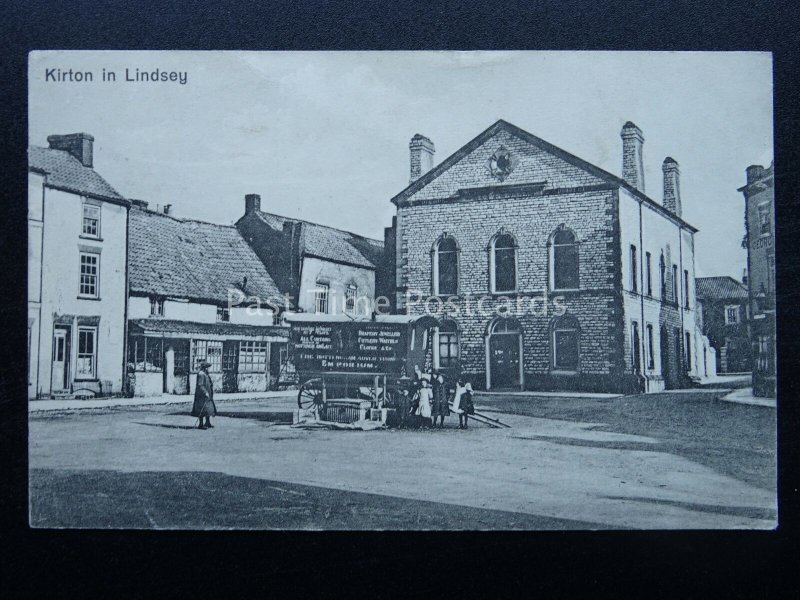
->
[192, 339, 222, 372]
[129, 337, 164, 372]
[239, 341, 268, 373]
[76, 327, 97, 379]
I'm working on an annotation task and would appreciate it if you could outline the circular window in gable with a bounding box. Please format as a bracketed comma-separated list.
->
[488, 146, 517, 181]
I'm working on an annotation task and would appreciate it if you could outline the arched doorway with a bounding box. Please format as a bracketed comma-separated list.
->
[485, 317, 523, 390]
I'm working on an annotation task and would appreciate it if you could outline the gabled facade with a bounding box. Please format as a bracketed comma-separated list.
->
[126, 205, 291, 396]
[696, 276, 751, 374]
[387, 119, 712, 393]
[236, 194, 384, 318]
[28, 134, 129, 399]
[739, 161, 775, 397]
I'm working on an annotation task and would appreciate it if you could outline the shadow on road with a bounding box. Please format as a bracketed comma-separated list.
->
[134, 422, 199, 431]
[601, 495, 776, 522]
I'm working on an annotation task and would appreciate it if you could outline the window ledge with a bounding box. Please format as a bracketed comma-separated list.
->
[79, 235, 103, 242]
[551, 288, 581, 294]
[550, 369, 579, 376]
[77, 295, 101, 301]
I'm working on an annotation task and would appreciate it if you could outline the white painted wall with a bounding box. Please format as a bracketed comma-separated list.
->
[298, 256, 375, 316]
[129, 295, 275, 325]
[28, 173, 45, 397]
[33, 185, 128, 397]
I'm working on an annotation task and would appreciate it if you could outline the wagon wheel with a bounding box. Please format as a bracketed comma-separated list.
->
[297, 378, 325, 410]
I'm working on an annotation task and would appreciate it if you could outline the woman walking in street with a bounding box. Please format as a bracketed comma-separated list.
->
[431, 372, 450, 428]
[192, 361, 217, 430]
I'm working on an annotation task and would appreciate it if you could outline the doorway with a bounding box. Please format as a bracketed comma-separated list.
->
[487, 318, 523, 390]
[222, 340, 239, 393]
[51, 327, 70, 392]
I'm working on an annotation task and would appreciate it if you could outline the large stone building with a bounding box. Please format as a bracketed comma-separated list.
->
[384, 119, 712, 393]
[696, 276, 751, 374]
[28, 134, 129, 399]
[739, 161, 775, 397]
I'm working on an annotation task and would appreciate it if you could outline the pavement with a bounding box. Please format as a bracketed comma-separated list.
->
[29, 391, 777, 530]
[28, 390, 295, 412]
[721, 387, 776, 408]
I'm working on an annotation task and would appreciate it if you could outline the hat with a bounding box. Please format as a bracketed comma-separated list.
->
[464, 383, 473, 392]
[199, 361, 212, 369]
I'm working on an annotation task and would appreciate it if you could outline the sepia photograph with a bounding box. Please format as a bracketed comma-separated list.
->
[27, 50, 776, 530]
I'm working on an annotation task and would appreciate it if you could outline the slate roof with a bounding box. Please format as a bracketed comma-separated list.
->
[254, 211, 384, 269]
[129, 319, 289, 339]
[390, 119, 698, 233]
[128, 207, 286, 305]
[28, 146, 125, 202]
[695, 276, 748, 300]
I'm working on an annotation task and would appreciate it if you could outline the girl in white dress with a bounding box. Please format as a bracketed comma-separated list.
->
[416, 379, 433, 428]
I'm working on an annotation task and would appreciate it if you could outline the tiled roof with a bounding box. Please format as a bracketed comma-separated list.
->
[129, 319, 289, 339]
[129, 208, 286, 305]
[696, 276, 748, 300]
[28, 146, 125, 201]
[255, 211, 384, 269]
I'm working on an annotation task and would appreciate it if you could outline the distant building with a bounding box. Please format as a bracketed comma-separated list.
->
[126, 204, 291, 396]
[28, 134, 129, 399]
[739, 161, 775, 397]
[384, 120, 713, 393]
[236, 194, 384, 318]
[696, 276, 751, 374]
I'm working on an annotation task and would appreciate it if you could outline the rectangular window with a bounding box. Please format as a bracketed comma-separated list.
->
[216, 306, 230, 322]
[437, 333, 459, 367]
[79, 252, 99, 297]
[553, 329, 579, 370]
[630, 245, 638, 293]
[344, 285, 357, 315]
[82, 202, 101, 237]
[645, 252, 652, 296]
[672, 265, 679, 304]
[191, 339, 222, 372]
[76, 327, 97, 379]
[758, 203, 772, 236]
[239, 341, 268, 373]
[725, 305, 741, 325]
[683, 270, 690, 309]
[314, 283, 329, 314]
[149, 297, 164, 316]
[660, 255, 667, 301]
[646, 324, 655, 370]
[631, 321, 641, 373]
[129, 337, 164, 372]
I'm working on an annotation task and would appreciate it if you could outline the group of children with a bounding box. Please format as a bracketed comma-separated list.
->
[395, 366, 475, 429]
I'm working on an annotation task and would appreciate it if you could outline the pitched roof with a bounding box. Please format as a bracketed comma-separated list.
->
[128, 207, 286, 305]
[695, 276, 748, 300]
[28, 146, 125, 202]
[391, 119, 698, 233]
[253, 210, 384, 269]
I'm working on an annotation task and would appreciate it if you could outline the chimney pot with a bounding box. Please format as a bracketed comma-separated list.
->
[163, 204, 172, 215]
[245, 193, 261, 214]
[620, 122, 645, 193]
[409, 134, 435, 183]
[662, 157, 682, 217]
[47, 133, 94, 168]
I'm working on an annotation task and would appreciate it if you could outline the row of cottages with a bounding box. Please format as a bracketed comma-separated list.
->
[695, 276, 752, 375]
[28, 133, 384, 399]
[383, 119, 714, 394]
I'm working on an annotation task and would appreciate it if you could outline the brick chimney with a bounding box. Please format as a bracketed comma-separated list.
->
[47, 133, 94, 168]
[620, 122, 645, 193]
[409, 134, 435, 183]
[662, 157, 682, 217]
[746, 164, 765, 184]
[245, 193, 261, 214]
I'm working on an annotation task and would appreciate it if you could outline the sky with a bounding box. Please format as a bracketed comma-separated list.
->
[29, 51, 773, 279]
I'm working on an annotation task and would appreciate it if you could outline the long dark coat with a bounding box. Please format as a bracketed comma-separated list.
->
[192, 370, 217, 417]
[431, 380, 450, 417]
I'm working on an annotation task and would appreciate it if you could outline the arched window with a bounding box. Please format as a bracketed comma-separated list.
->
[552, 315, 580, 372]
[550, 228, 579, 290]
[432, 235, 458, 296]
[490, 233, 517, 293]
[436, 319, 459, 368]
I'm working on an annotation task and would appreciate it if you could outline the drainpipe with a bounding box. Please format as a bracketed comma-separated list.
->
[639, 200, 646, 391]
